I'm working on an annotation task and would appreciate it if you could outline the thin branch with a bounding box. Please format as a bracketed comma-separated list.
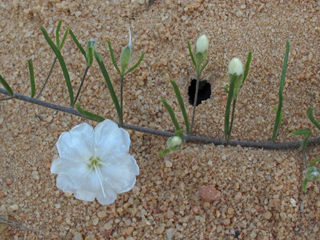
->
[1, 87, 320, 150]
[36, 57, 58, 99]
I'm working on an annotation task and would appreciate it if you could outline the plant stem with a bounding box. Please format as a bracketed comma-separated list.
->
[3, 87, 320, 149]
[73, 66, 89, 108]
[36, 57, 57, 99]
[303, 150, 308, 168]
[0, 97, 14, 101]
[189, 71, 201, 135]
[120, 74, 124, 126]
[227, 98, 237, 142]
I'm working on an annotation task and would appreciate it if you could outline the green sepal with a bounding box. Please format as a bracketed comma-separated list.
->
[75, 103, 105, 122]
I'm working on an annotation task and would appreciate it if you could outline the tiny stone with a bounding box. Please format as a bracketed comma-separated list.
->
[192, 205, 201, 214]
[138, 0, 145, 4]
[156, 225, 165, 234]
[6, 179, 12, 185]
[223, 218, 230, 225]
[65, 192, 73, 197]
[236, 10, 243, 17]
[199, 186, 221, 203]
[74, 232, 83, 240]
[165, 160, 172, 168]
[9, 204, 19, 211]
[56, 215, 63, 223]
[84, 235, 96, 240]
[97, 211, 107, 218]
[31, 171, 40, 180]
[125, 226, 134, 235]
[235, 192, 242, 201]
[264, 211, 272, 220]
[92, 218, 99, 225]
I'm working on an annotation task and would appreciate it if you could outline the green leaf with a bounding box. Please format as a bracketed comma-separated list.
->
[224, 86, 229, 94]
[75, 103, 105, 122]
[302, 177, 309, 192]
[125, 52, 145, 75]
[59, 27, 69, 50]
[0, 74, 13, 96]
[291, 129, 312, 151]
[274, 106, 282, 125]
[307, 107, 320, 130]
[94, 51, 122, 122]
[187, 40, 196, 68]
[170, 80, 189, 134]
[241, 51, 252, 87]
[309, 158, 320, 168]
[272, 40, 290, 140]
[69, 29, 86, 60]
[40, 26, 74, 106]
[56, 20, 62, 47]
[160, 98, 181, 131]
[107, 40, 121, 74]
[174, 129, 185, 143]
[225, 73, 237, 141]
[200, 59, 209, 74]
[28, 59, 35, 98]
[158, 148, 170, 157]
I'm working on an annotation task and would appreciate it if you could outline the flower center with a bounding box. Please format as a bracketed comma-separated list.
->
[85, 156, 107, 199]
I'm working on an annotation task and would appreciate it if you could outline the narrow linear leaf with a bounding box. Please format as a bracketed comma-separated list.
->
[69, 29, 86, 59]
[0, 74, 13, 96]
[59, 27, 70, 50]
[242, 51, 252, 85]
[170, 80, 189, 133]
[75, 103, 105, 122]
[107, 40, 121, 74]
[272, 40, 290, 140]
[309, 158, 320, 168]
[28, 59, 35, 98]
[291, 129, 312, 151]
[160, 98, 181, 131]
[200, 59, 209, 74]
[56, 20, 62, 47]
[94, 51, 122, 122]
[224, 74, 237, 140]
[307, 107, 320, 130]
[40, 26, 74, 106]
[302, 178, 309, 192]
[158, 148, 170, 157]
[274, 106, 282, 125]
[125, 52, 145, 75]
[187, 40, 196, 67]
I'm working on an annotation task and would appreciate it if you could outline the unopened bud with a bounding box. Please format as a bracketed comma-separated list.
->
[167, 136, 183, 152]
[194, 35, 209, 67]
[228, 58, 244, 97]
[120, 29, 133, 74]
[86, 39, 96, 67]
[305, 166, 320, 182]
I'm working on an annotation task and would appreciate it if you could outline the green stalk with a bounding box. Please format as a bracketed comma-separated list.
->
[73, 66, 89, 107]
[189, 71, 201, 135]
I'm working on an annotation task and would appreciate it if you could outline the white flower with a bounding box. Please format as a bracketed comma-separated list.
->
[195, 35, 209, 54]
[51, 119, 139, 205]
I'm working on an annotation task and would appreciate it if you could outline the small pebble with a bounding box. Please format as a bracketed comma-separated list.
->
[6, 179, 12, 185]
[165, 160, 172, 168]
[9, 204, 19, 211]
[236, 10, 243, 17]
[56, 215, 63, 223]
[199, 186, 221, 203]
[74, 232, 83, 240]
[264, 211, 272, 220]
[97, 211, 107, 218]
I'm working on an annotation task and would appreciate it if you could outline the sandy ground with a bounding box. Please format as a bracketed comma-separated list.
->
[1, 0, 320, 239]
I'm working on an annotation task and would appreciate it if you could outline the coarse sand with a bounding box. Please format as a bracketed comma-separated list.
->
[1, 0, 320, 239]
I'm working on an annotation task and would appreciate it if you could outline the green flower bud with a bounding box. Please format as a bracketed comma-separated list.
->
[305, 166, 320, 182]
[228, 58, 244, 97]
[86, 39, 96, 67]
[120, 29, 133, 74]
[194, 35, 208, 67]
[167, 136, 183, 152]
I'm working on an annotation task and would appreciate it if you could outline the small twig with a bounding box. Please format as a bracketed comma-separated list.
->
[2, 87, 320, 150]
[73, 66, 89, 108]
[189, 72, 201, 135]
[0, 214, 34, 231]
[36, 57, 57, 99]
[0, 96, 14, 101]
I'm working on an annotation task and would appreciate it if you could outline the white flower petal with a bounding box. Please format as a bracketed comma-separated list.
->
[94, 120, 130, 158]
[57, 123, 95, 163]
[51, 157, 90, 186]
[56, 174, 79, 192]
[95, 183, 118, 205]
[101, 154, 139, 193]
[74, 189, 96, 202]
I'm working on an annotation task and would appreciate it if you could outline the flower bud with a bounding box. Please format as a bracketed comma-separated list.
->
[305, 166, 320, 182]
[86, 39, 96, 67]
[167, 136, 183, 152]
[194, 35, 208, 66]
[120, 29, 133, 74]
[228, 58, 244, 97]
